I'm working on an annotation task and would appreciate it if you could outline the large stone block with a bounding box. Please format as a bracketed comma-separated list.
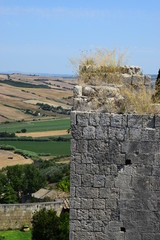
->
[83, 126, 95, 139]
[77, 113, 89, 126]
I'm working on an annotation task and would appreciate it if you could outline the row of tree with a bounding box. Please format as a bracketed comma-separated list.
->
[36, 103, 70, 115]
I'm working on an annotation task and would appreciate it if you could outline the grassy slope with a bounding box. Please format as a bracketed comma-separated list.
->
[0, 140, 70, 156]
[0, 230, 31, 240]
[0, 119, 70, 133]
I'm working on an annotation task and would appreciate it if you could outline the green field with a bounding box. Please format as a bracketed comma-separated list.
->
[0, 140, 70, 156]
[0, 230, 31, 240]
[0, 119, 70, 133]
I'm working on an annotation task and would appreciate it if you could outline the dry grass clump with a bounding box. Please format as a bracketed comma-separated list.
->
[120, 84, 154, 114]
[70, 48, 128, 85]
[88, 85, 154, 114]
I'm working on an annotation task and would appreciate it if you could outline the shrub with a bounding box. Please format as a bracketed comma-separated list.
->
[14, 149, 39, 159]
[57, 176, 70, 193]
[0, 236, 5, 240]
[0, 132, 15, 138]
[21, 128, 27, 133]
[0, 144, 16, 151]
[32, 209, 69, 240]
[40, 163, 70, 183]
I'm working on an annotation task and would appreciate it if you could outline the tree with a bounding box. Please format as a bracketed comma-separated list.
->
[32, 209, 69, 240]
[21, 128, 27, 133]
[0, 172, 17, 204]
[1, 183, 17, 204]
[5, 164, 47, 201]
[59, 212, 69, 240]
[24, 165, 46, 195]
[153, 68, 160, 102]
[57, 176, 70, 193]
[6, 165, 26, 200]
[32, 209, 60, 240]
[0, 172, 8, 202]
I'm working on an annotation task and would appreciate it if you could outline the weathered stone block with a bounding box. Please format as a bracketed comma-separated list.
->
[128, 114, 143, 128]
[70, 198, 81, 209]
[81, 198, 93, 209]
[93, 199, 105, 209]
[143, 115, 155, 128]
[70, 111, 77, 125]
[81, 153, 93, 164]
[77, 209, 88, 220]
[76, 140, 88, 153]
[109, 128, 125, 141]
[140, 141, 158, 153]
[70, 174, 81, 187]
[111, 114, 123, 127]
[155, 115, 160, 128]
[93, 220, 104, 232]
[76, 187, 99, 199]
[83, 126, 95, 139]
[95, 126, 108, 140]
[88, 140, 108, 153]
[94, 175, 105, 187]
[89, 113, 100, 126]
[82, 174, 93, 187]
[73, 85, 82, 97]
[129, 128, 141, 140]
[71, 125, 83, 139]
[70, 220, 81, 232]
[100, 113, 110, 126]
[77, 113, 89, 126]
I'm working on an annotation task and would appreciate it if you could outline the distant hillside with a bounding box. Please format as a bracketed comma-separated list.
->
[0, 73, 77, 123]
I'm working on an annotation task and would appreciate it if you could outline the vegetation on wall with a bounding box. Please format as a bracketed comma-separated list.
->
[119, 84, 154, 114]
[70, 48, 128, 85]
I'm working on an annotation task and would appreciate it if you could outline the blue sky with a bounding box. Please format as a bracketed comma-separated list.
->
[0, 0, 160, 74]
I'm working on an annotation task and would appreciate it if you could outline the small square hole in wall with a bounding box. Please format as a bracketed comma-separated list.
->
[121, 227, 126, 232]
[125, 159, 132, 165]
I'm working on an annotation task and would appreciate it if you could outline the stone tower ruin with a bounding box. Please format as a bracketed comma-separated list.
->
[70, 67, 160, 240]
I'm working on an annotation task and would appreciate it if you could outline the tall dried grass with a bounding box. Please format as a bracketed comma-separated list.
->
[120, 84, 154, 114]
[70, 48, 128, 85]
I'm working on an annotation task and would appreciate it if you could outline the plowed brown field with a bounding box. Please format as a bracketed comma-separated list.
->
[0, 150, 33, 169]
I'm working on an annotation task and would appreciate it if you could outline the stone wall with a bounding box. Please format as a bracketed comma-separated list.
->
[0, 201, 63, 230]
[70, 111, 160, 240]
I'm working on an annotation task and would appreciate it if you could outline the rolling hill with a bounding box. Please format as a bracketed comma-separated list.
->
[0, 73, 77, 123]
